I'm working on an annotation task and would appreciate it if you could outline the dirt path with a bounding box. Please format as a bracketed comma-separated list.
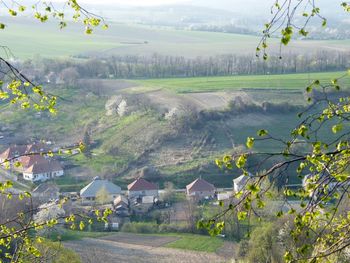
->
[65, 236, 228, 263]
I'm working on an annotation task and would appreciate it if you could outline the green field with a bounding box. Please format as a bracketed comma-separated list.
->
[135, 71, 350, 93]
[163, 233, 224, 252]
[1, 18, 350, 59]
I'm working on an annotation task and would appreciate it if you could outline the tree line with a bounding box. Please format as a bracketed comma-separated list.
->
[18, 50, 350, 83]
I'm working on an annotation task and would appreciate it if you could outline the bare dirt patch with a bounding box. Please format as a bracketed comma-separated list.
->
[65, 237, 227, 263]
[185, 91, 251, 110]
[216, 241, 238, 260]
[145, 90, 190, 110]
[144, 90, 253, 111]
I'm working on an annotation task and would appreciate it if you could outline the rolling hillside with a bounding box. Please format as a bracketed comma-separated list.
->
[1, 71, 348, 191]
[0, 18, 349, 59]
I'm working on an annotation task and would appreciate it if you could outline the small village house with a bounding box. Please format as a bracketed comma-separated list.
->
[0, 144, 63, 183]
[113, 195, 129, 207]
[0, 143, 48, 166]
[19, 155, 47, 169]
[127, 178, 158, 199]
[0, 145, 28, 165]
[80, 176, 121, 204]
[186, 177, 216, 200]
[23, 160, 64, 182]
[113, 195, 130, 217]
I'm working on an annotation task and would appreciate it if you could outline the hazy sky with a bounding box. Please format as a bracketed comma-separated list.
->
[79, 0, 188, 5]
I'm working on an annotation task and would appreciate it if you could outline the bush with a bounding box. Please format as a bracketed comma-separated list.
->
[261, 101, 303, 113]
[243, 223, 283, 263]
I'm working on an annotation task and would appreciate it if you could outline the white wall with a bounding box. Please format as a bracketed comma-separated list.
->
[23, 170, 64, 182]
[128, 189, 158, 198]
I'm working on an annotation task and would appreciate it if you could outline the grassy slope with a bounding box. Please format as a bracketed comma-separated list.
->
[1, 71, 346, 190]
[125, 71, 350, 187]
[0, 86, 105, 141]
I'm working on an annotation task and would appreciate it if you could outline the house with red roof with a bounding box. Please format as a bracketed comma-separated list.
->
[0, 143, 47, 167]
[23, 160, 64, 182]
[0, 143, 63, 182]
[19, 155, 47, 170]
[0, 145, 28, 165]
[186, 178, 216, 200]
[127, 178, 158, 198]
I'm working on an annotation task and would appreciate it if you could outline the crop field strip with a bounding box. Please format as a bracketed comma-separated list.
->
[135, 71, 350, 93]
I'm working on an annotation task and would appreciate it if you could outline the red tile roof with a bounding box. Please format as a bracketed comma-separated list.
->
[26, 143, 47, 153]
[19, 155, 47, 168]
[0, 143, 47, 161]
[0, 145, 27, 160]
[186, 178, 215, 193]
[127, 178, 158, 191]
[24, 160, 63, 174]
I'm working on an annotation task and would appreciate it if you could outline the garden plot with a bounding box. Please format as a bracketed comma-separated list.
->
[65, 236, 226, 263]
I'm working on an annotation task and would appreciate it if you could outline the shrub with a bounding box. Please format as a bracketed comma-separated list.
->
[243, 223, 283, 263]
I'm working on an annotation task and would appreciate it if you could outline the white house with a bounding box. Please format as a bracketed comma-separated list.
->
[19, 155, 47, 170]
[23, 160, 64, 182]
[233, 173, 253, 193]
[127, 178, 158, 198]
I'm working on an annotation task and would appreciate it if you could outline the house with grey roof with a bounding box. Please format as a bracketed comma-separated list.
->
[80, 176, 121, 204]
